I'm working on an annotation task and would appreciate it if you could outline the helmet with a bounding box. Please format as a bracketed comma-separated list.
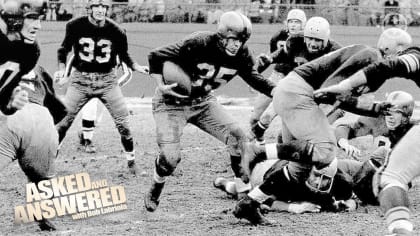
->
[377, 28, 412, 57]
[304, 16, 330, 43]
[353, 155, 385, 205]
[306, 158, 338, 194]
[217, 11, 252, 43]
[0, 0, 43, 33]
[87, 0, 111, 8]
[382, 13, 408, 31]
[386, 90, 415, 117]
[286, 9, 306, 26]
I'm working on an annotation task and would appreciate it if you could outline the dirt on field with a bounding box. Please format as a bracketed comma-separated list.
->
[1, 104, 419, 236]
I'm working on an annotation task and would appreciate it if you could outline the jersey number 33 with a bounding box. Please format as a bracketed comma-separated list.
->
[79, 37, 112, 63]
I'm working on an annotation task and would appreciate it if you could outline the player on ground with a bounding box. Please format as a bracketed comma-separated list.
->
[335, 91, 415, 159]
[249, 16, 342, 144]
[145, 11, 276, 212]
[233, 28, 412, 225]
[314, 45, 420, 236]
[54, 0, 148, 175]
[249, 9, 306, 143]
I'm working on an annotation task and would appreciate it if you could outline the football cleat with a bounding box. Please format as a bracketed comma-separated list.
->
[37, 218, 56, 231]
[233, 195, 270, 225]
[127, 159, 138, 176]
[144, 181, 165, 212]
[84, 140, 96, 154]
[78, 131, 86, 146]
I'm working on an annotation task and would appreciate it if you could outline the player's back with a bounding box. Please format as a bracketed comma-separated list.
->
[294, 44, 379, 89]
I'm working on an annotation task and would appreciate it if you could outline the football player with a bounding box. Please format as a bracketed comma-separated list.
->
[144, 11, 277, 212]
[233, 28, 412, 225]
[249, 8, 307, 144]
[62, 54, 134, 153]
[54, 0, 148, 175]
[0, 66, 66, 231]
[249, 16, 342, 144]
[314, 40, 420, 236]
[0, 0, 43, 114]
[335, 91, 415, 159]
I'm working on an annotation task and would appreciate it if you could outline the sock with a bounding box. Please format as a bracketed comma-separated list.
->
[125, 151, 135, 161]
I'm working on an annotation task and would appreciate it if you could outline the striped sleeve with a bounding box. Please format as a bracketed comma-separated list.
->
[398, 53, 420, 73]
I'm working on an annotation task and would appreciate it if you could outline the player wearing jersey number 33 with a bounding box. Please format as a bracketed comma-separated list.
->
[54, 0, 148, 176]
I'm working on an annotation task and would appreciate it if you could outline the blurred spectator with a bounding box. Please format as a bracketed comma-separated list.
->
[384, 0, 399, 16]
[366, 0, 382, 26]
[152, 0, 165, 22]
[248, 0, 262, 23]
[207, 7, 223, 24]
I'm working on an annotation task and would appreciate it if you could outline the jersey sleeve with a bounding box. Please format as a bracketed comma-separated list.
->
[364, 48, 420, 91]
[57, 21, 75, 65]
[238, 49, 276, 97]
[115, 29, 136, 70]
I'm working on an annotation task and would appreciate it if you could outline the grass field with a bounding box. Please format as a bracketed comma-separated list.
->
[1, 22, 420, 235]
[39, 22, 420, 100]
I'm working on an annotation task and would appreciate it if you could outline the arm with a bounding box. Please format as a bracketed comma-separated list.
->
[239, 51, 276, 97]
[269, 201, 321, 214]
[57, 22, 74, 72]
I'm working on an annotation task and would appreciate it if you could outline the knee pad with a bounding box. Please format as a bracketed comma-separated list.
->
[312, 142, 336, 168]
[156, 147, 181, 176]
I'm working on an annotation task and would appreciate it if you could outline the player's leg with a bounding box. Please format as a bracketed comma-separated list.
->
[234, 160, 291, 225]
[375, 125, 420, 235]
[144, 98, 187, 212]
[79, 98, 99, 153]
[249, 71, 284, 143]
[56, 71, 91, 143]
[191, 95, 250, 195]
[5, 104, 58, 231]
[273, 73, 337, 170]
[99, 78, 137, 175]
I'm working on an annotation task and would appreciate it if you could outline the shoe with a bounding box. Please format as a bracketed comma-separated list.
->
[37, 218, 56, 231]
[233, 195, 270, 225]
[144, 181, 165, 212]
[84, 140, 96, 153]
[127, 159, 138, 176]
[78, 131, 86, 146]
[250, 122, 267, 143]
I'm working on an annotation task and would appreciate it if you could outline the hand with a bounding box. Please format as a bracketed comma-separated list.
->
[9, 86, 28, 110]
[333, 199, 358, 212]
[53, 70, 68, 87]
[157, 82, 188, 99]
[135, 65, 149, 75]
[256, 53, 272, 68]
[374, 101, 393, 115]
[288, 202, 321, 214]
[338, 139, 361, 159]
[314, 80, 353, 99]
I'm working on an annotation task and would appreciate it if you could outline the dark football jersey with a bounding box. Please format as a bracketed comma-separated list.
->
[269, 29, 292, 74]
[57, 17, 135, 73]
[19, 66, 67, 124]
[148, 31, 275, 98]
[0, 34, 40, 114]
[363, 47, 420, 91]
[294, 44, 383, 90]
[268, 34, 342, 75]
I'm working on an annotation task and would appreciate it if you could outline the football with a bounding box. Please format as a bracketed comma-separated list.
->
[162, 61, 192, 96]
